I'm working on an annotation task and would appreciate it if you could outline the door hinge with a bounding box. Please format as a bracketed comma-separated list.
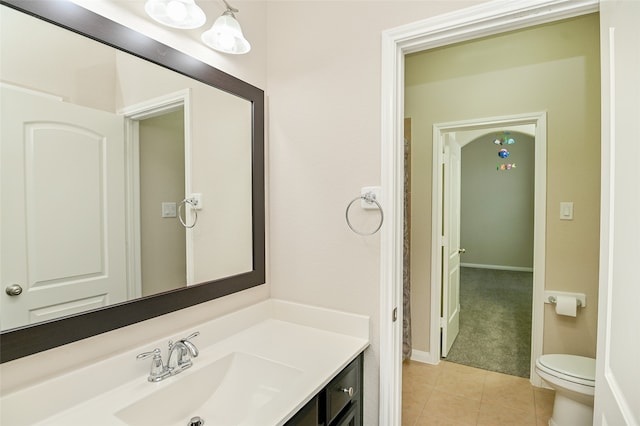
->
[439, 317, 446, 328]
[392, 307, 398, 322]
[440, 236, 446, 246]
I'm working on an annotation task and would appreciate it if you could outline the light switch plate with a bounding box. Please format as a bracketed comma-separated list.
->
[560, 202, 573, 220]
[162, 202, 177, 218]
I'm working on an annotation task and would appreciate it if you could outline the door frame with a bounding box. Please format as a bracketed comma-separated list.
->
[119, 89, 193, 298]
[430, 113, 547, 380]
[379, 0, 599, 423]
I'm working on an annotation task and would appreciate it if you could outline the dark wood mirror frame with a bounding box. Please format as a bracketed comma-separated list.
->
[0, 0, 265, 363]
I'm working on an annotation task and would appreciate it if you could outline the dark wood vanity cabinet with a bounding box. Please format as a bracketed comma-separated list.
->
[287, 395, 321, 426]
[286, 353, 363, 426]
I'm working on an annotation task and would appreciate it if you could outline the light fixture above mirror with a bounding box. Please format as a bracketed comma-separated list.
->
[144, 0, 206, 29]
[144, 0, 251, 55]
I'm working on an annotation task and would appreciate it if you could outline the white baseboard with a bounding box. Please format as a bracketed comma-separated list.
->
[461, 263, 534, 272]
[409, 349, 439, 365]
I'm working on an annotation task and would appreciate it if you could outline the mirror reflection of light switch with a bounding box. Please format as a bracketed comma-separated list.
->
[560, 202, 573, 220]
[162, 202, 177, 218]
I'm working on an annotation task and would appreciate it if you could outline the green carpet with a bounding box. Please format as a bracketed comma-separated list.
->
[444, 267, 533, 378]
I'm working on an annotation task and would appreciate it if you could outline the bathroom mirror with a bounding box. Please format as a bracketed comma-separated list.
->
[0, 0, 265, 362]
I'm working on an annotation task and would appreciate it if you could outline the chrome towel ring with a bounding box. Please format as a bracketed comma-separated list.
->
[178, 198, 198, 229]
[345, 191, 384, 236]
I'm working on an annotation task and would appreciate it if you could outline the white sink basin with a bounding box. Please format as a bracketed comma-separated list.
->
[115, 352, 303, 426]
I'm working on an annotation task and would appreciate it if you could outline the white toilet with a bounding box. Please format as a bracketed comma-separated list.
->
[535, 354, 596, 426]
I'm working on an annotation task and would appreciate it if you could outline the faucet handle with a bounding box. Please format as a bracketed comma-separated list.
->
[136, 348, 165, 370]
[169, 331, 199, 347]
[172, 331, 199, 357]
[183, 331, 200, 342]
[136, 348, 161, 359]
[137, 348, 170, 382]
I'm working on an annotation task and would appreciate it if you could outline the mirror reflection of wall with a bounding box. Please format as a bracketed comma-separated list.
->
[139, 109, 187, 296]
[0, 5, 254, 331]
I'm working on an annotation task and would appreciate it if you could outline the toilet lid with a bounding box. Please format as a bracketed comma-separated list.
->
[537, 354, 596, 385]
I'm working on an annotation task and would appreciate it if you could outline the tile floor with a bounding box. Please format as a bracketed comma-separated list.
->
[402, 360, 555, 426]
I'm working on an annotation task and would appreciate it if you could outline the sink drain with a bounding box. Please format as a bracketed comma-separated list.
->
[188, 416, 204, 426]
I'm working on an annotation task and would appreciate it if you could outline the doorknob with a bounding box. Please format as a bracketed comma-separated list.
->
[458, 248, 466, 254]
[5, 284, 23, 296]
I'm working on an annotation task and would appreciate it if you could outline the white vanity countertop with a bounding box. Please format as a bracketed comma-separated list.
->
[0, 299, 369, 426]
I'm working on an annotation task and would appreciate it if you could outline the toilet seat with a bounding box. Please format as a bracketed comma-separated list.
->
[536, 354, 595, 387]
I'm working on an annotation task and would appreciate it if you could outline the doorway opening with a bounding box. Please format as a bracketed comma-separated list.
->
[406, 113, 546, 379]
[137, 108, 186, 297]
[121, 90, 194, 299]
[436, 123, 539, 379]
[403, 111, 547, 381]
[382, 3, 600, 423]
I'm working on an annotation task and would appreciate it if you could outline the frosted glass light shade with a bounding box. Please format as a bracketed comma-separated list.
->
[201, 12, 251, 54]
[145, 0, 206, 29]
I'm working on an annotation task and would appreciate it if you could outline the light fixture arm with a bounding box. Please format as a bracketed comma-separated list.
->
[222, 0, 239, 14]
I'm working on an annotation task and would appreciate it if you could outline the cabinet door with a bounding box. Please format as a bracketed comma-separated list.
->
[333, 401, 359, 426]
[286, 395, 321, 426]
[287, 353, 363, 426]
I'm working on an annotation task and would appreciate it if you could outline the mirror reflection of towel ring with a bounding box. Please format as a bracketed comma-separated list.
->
[345, 192, 384, 236]
[178, 198, 198, 229]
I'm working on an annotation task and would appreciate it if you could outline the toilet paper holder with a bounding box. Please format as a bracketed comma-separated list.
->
[544, 291, 586, 308]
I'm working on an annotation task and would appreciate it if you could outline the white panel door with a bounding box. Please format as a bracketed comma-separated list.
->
[442, 136, 461, 357]
[1, 86, 127, 329]
[594, 1, 640, 424]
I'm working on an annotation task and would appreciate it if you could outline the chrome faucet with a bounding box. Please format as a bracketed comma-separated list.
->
[137, 331, 200, 382]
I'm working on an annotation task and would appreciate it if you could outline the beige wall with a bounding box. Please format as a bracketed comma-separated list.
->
[406, 14, 601, 357]
[0, 7, 116, 111]
[460, 131, 535, 269]
[266, 2, 488, 423]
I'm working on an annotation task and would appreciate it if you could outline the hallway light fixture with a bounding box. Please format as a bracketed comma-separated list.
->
[145, 0, 206, 29]
[201, 0, 251, 55]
